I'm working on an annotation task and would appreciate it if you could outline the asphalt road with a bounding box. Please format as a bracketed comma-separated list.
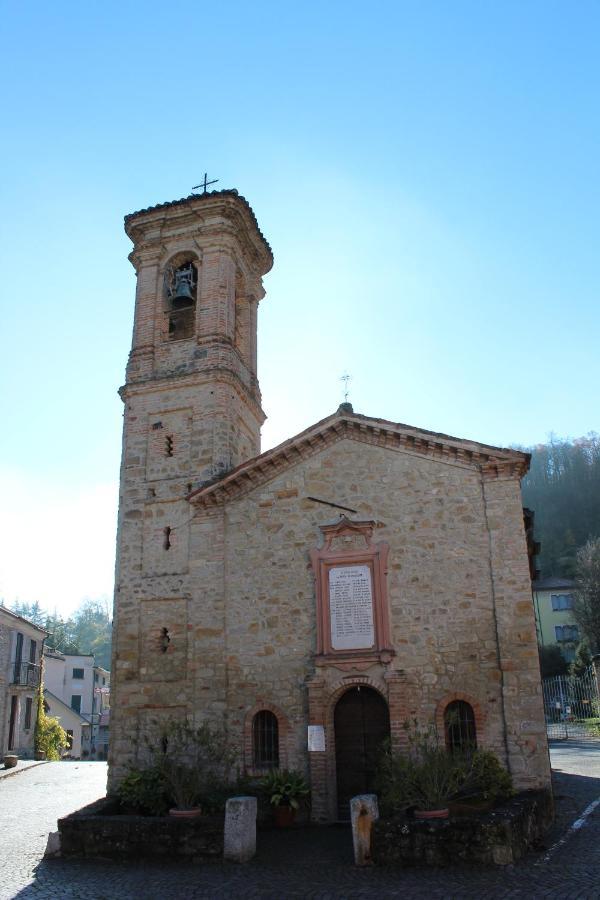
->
[1, 747, 600, 899]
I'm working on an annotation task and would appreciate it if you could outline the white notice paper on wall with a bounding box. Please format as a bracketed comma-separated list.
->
[308, 725, 326, 752]
[328, 564, 375, 650]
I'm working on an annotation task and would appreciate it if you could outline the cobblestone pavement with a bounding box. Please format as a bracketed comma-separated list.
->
[2, 748, 600, 899]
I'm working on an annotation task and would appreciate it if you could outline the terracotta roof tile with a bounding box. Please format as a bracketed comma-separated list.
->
[124, 188, 273, 260]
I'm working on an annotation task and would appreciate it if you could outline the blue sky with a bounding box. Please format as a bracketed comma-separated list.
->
[1, 1, 598, 614]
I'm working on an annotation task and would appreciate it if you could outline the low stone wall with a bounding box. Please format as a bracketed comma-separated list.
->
[372, 790, 553, 867]
[58, 798, 224, 862]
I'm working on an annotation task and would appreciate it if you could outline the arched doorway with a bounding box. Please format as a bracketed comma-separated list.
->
[334, 686, 390, 820]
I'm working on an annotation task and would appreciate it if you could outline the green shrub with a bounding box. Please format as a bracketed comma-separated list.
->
[35, 712, 68, 761]
[376, 721, 513, 815]
[117, 766, 169, 816]
[260, 769, 310, 809]
[118, 718, 242, 815]
[463, 750, 513, 803]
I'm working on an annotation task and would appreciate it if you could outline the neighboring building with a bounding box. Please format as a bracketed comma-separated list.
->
[0, 605, 47, 758]
[44, 650, 110, 758]
[108, 189, 552, 820]
[533, 577, 580, 662]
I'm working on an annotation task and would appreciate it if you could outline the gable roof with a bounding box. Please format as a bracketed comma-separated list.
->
[44, 689, 90, 725]
[0, 605, 48, 637]
[188, 405, 530, 510]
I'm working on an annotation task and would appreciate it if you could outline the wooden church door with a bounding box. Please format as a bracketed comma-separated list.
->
[334, 686, 390, 820]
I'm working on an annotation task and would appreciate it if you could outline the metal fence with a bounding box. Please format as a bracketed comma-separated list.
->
[542, 665, 600, 741]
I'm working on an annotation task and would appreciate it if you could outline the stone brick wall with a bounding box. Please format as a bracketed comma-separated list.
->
[109, 192, 272, 782]
[0, 618, 9, 752]
[110, 431, 550, 815]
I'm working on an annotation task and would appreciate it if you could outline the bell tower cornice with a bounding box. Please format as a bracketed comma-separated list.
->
[121, 186, 272, 477]
[124, 189, 273, 277]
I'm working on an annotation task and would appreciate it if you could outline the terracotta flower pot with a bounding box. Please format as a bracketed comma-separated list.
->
[34, 750, 46, 761]
[168, 807, 202, 818]
[273, 805, 296, 827]
[449, 799, 494, 816]
[414, 807, 449, 820]
[3, 755, 18, 769]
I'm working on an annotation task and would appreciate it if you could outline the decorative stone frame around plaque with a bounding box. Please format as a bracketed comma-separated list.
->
[309, 517, 394, 670]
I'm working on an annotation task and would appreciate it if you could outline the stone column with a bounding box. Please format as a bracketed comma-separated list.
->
[224, 796, 257, 862]
[350, 794, 379, 866]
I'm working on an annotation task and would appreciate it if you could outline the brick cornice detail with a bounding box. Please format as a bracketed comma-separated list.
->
[119, 367, 265, 422]
[189, 414, 529, 508]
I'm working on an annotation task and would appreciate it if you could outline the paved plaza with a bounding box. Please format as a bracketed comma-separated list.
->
[1, 746, 600, 899]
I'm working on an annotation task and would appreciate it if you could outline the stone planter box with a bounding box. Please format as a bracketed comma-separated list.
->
[58, 797, 224, 862]
[372, 790, 553, 867]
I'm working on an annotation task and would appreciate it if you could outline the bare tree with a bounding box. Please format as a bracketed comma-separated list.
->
[572, 538, 600, 653]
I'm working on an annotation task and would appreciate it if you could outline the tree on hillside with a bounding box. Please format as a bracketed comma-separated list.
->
[7, 600, 46, 628]
[522, 434, 600, 578]
[538, 644, 570, 678]
[10, 598, 112, 670]
[572, 538, 600, 654]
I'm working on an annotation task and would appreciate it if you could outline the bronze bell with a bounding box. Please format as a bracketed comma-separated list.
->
[171, 274, 194, 309]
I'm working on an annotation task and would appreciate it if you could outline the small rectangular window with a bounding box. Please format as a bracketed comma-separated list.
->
[72, 668, 84, 679]
[24, 697, 33, 730]
[551, 594, 574, 611]
[71, 695, 82, 713]
[555, 624, 579, 642]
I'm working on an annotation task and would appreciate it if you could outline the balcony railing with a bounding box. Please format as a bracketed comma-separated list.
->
[11, 661, 41, 687]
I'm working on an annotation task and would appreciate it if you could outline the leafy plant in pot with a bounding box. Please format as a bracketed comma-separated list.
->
[157, 719, 236, 818]
[376, 723, 468, 820]
[261, 769, 310, 827]
[162, 760, 203, 817]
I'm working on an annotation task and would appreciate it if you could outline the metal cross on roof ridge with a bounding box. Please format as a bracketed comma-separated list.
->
[192, 173, 219, 194]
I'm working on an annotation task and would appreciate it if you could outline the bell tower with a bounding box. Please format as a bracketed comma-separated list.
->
[122, 189, 273, 479]
[109, 191, 272, 782]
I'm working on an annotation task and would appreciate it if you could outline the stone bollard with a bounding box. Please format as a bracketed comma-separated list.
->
[44, 831, 61, 858]
[350, 794, 379, 867]
[224, 796, 257, 863]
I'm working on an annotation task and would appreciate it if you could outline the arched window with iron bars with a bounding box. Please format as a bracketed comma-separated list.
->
[252, 710, 279, 770]
[444, 700, 477, 753]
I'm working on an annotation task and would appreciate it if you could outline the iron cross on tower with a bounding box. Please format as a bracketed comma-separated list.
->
[341, 373, 351, 403]
[192, 173, 219, 194]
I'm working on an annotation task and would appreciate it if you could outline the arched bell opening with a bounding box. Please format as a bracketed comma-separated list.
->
[164, 256, 198, 341]
[333, 685, 390, 821]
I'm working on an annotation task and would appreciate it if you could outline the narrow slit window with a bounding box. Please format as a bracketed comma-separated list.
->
[163, 527, 172, 550]
[252, 710, 279, 770]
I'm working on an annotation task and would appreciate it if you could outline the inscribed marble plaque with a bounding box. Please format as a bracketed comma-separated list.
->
[328, 564, 375, 650]
[308, 725, 326, 752]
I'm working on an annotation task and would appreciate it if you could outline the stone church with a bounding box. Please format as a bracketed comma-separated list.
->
[109, 189, 551, 821]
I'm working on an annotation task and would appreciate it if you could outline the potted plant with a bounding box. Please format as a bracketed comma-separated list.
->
[3, 754, 18, 769]
[261, 769, 310, 826]
[156, 719, 236, 818]
[162, 760, 203, 817]
[376, 723, 468, 820]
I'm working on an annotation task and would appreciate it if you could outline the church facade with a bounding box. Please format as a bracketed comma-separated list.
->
[109, 189, 551, 820]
